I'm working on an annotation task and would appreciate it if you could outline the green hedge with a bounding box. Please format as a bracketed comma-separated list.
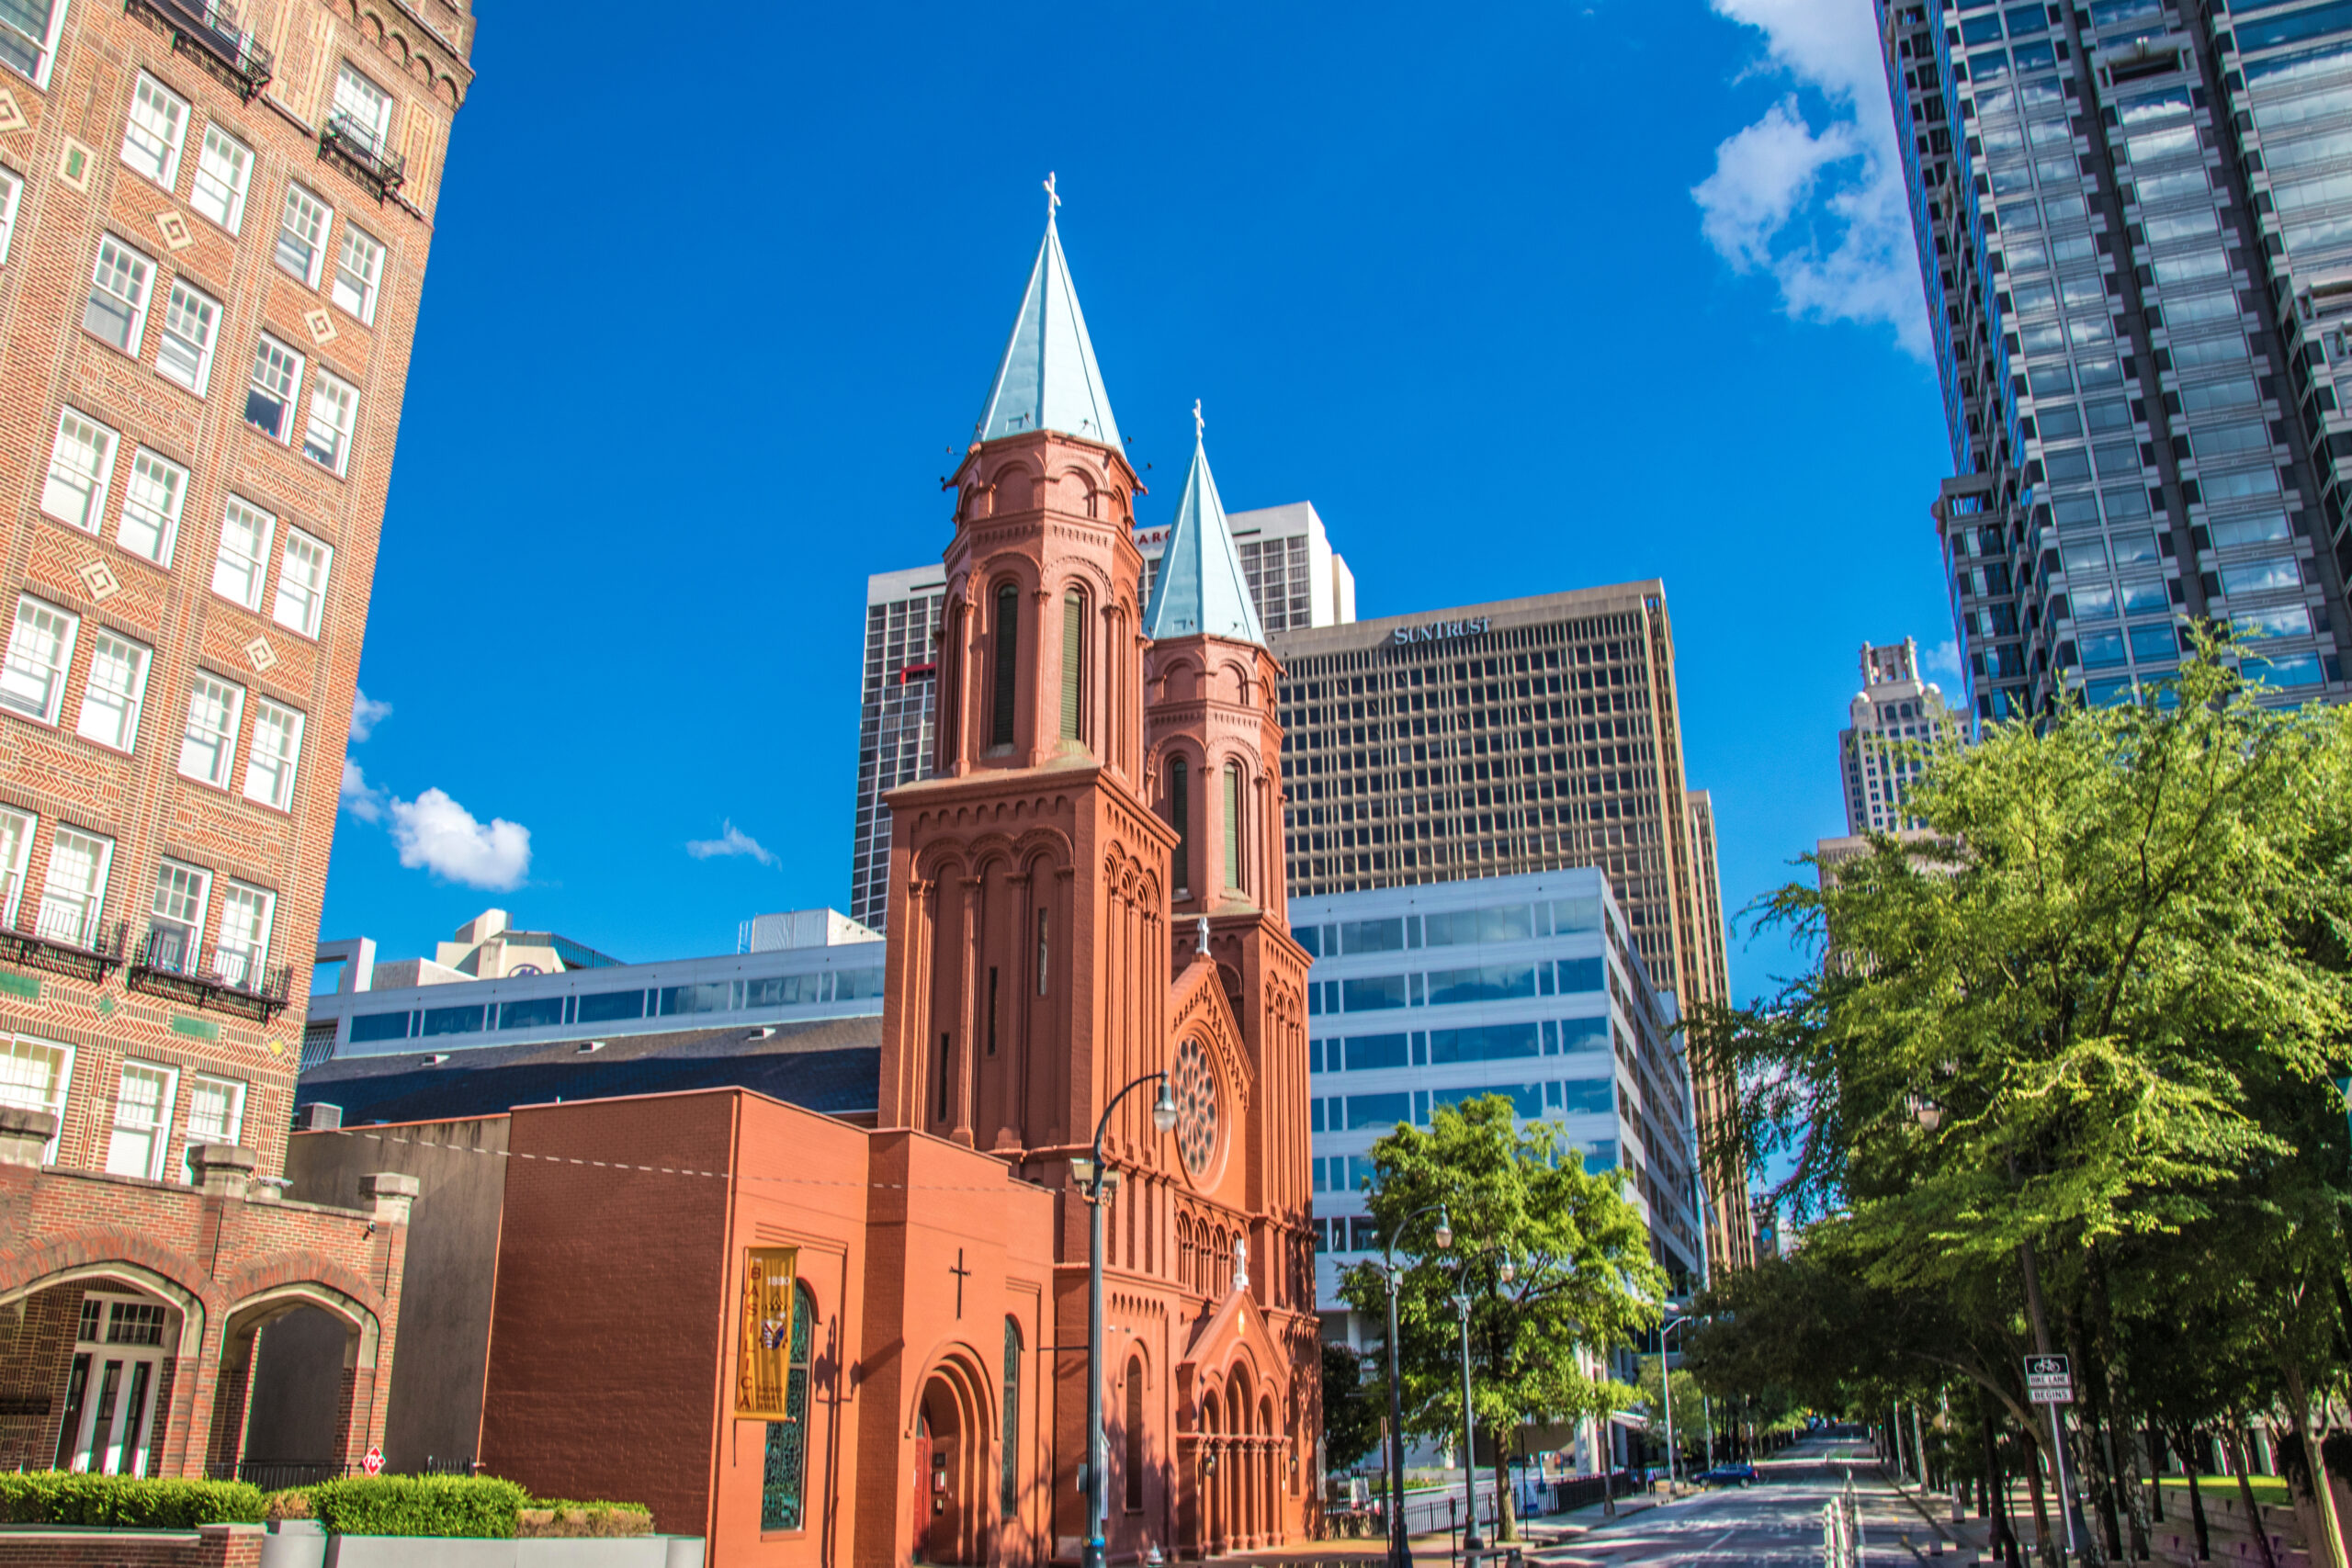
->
[0, 1472, 266, 1527]
[304, 1476, 529, 1539]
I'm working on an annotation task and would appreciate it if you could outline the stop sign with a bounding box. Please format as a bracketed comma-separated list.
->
[363, 1446, 383, 1476]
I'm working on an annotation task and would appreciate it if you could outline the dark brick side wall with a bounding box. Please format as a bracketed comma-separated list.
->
[0, 1526, 263, 1566]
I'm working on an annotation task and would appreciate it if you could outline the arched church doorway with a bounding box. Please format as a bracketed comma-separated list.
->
[913, 1368, 982, 1564]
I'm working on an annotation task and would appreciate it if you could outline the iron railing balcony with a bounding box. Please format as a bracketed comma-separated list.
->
[319, 108, 404, 201]
[126, 928, 293, 1021]
[122, 0, 272, 101]
[0, 896, 126, 986]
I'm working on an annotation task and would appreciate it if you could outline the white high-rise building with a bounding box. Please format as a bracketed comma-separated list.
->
[1838, 638, 1966, 837]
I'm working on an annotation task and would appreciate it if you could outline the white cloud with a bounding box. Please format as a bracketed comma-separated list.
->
[1924, 637, 1964, 682]
[686, 819, 778, 868]
[1694, 0, 1931, 360]
[388, 787, 532, 890]
[350, 687, 392, 742]
[340, 760, 386, 823]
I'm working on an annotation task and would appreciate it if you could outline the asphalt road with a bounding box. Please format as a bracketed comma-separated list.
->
[1537, 1445, 1933, 1567]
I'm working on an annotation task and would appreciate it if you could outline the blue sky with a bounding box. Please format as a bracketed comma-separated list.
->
[324, 0, 1952, 1004]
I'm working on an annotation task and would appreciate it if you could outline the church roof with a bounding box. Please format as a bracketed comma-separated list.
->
[973, 209, 1123, 451]
[1143, 427, 1264, 645]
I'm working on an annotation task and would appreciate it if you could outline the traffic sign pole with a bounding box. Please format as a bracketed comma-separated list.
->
[2024, 1357, 2078, 1560]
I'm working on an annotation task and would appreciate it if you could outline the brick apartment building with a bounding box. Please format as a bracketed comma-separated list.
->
[0, 0, 471, 1482]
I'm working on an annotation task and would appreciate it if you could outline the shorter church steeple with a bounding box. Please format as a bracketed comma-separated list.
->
[972, 175, 1124, 451]
[1143, 406, 1263, 646]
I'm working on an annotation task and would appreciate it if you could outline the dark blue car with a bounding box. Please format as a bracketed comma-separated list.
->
[1696, 1462, 1758, 1487]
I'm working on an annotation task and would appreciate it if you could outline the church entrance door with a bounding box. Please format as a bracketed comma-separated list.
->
[916, 1375, 971, 1564]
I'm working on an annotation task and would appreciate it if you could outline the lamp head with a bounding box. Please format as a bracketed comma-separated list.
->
[1497, 1256, 1517, 1285]
[1152, 1081, 1179, 1133]
[1434, 1211, 1453, 1251]
[1071, 1156, 1097, 1187]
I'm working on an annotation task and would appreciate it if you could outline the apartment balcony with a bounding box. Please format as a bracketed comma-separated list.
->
[126, 929, 294, 1022]
[0, 897, 127, 986]
[319, 109, 405, 201]
[122, 0, 273, 102]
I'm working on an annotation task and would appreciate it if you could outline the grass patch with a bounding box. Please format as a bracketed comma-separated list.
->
[2160, 1474, 2291, 1507]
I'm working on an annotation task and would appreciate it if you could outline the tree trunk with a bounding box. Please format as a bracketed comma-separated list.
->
[2149, 1427, 2165, 1522]
[2227, 1427, 2280, 1568]
[1492, 1446, 1516, 1542]
[2026, 1423, 2058, 1568]
[1986, 1414, 2017, 1554]
[2180, 1427, 2211, 1563]
[2280, 1363, 2346, 1568]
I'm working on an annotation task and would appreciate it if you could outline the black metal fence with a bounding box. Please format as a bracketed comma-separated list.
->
[207, 1454, 478, 1488]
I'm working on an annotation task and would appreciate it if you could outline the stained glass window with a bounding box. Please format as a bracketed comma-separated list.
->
[1000, 1316, 1022, 1515]
[760, 1284, 816, 1531]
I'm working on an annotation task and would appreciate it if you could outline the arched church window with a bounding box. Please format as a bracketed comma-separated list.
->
[1001, 1316, 1023, 1516]
[1222, 762, 1242, 892]
[1170, 757, 1191, 894]
[1124, 1355, 1146, 1510]
[1059, 589, 1086, 742]
[991, 582, 1020, 749]
[760, 1283, 818, 1531]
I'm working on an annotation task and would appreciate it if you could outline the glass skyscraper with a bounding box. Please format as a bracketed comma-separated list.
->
[1880, 0, 2352, 718]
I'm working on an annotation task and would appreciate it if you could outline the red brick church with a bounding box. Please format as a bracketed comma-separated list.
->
[467, 193, 1320, 1564]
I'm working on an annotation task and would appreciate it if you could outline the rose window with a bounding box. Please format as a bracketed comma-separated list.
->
[1172, 1037, 1219, 1179]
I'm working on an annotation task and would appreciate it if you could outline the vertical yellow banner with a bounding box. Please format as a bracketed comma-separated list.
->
[737, 1246, 799, 1421]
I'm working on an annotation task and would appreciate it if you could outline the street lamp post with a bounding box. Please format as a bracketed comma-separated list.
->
[1374, 1205, 1453, 1568]
[1452, 1291, 1482, 1552]
[1074, 1073, 1181, 1568]
[1658, 1314, 1702, 1496]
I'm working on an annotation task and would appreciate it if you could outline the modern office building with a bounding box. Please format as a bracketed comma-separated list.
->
[1839, 638, 1968, 834]
[0, 0, 473, 1483]
[1879, 0, 2352, 719]
[1264, 585, 1753, 1272]
[301, 907, 885, 1067]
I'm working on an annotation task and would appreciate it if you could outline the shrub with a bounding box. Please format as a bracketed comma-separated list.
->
[0, 1472, 266, 1527]
[264, 1488, 315, 1521]
[517, 1500, 655, 1539]
[304, 1475, 527, 1539]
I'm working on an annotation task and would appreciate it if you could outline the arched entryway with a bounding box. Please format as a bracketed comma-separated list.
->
[911, 1357, 989, 1565]
[0, 1265, 202, 1478]
[209, 1287, 379, 1484]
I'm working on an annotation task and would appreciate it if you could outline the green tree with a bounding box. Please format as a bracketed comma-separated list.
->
[1320, 1342, 1385, 1475]
[1336, 1095, 1665, 1541]
[1632, 1358, 1705, 1471]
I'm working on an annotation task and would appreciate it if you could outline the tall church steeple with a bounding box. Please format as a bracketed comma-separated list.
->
[1144, 410, 1263, 646]
[972, 175, 1124, 451]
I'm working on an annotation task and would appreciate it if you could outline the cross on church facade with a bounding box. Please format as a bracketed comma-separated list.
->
[949, 1247, 972, 1316]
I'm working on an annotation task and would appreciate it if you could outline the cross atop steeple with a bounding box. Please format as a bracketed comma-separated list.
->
[1193, 399, 1204, 441]
[1044, 170, 1060, 220]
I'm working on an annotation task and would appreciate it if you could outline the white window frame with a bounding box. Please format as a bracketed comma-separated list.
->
[117, 447, 187, 567]
[300, 369, 356, 478]
[272, 528, 332, 637]
[244, 333, 302, 442]
[176, 672, 243, 789]
[106, 1060, 176, 1182]
[145, 857, 208, 974]
[274, 183, 331, 288]
[332, 61, 392, 152]
[243, 698, 302, 810]
[156, 278, 220, 398]
[189, 124, 251, 234]
[119, 72, 188, 189]
[0, 164, 20, 265]
[181, 1073, 244, 1177]
[332, 223, 382, 324]
[75, 630, 152, 753]
[84, 235, 154, 356]
[210, 496, 275, 611]
[41, 407, 119, 533]
[0, 0, 72, 91]
[215, 881, 272, 987]
[39, 825, 113, 950]
[0, 807, 34, 926]
[0, 1033, 73, 1163]
[1, 596, 80, 725]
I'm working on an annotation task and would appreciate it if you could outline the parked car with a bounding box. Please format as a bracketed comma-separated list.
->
[1696, 1462, 1758, 1487]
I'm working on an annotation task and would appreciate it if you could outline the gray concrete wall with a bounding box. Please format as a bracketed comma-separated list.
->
[286, 1117, 510, 1472]
[246, 1306, 351, 1464]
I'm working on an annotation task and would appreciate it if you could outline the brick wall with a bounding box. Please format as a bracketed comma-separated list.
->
[0, 1524, 263, 1568]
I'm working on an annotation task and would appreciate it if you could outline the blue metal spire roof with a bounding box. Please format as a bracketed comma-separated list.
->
[1144, 414, 1263, 646]
[973, 189, 1123, 451]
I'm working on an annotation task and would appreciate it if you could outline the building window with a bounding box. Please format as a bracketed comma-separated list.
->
[1223, 761, 1242, 892]
[118, 449, 187, 566]
[759, 1282, 817, 1531]
[990, 582, 1019, 748]
[0, 0, 64, 86]
[190, 126, 251, 233]
[145, 858, 207, 974]
[181, 1074, 243, 1177]
[0, 165, 19, 264]
[39, 826, 114, 949]
[301, 370, 356, 477]
[157, 280, 220, 397]
[244, 334, 302, 441]
[1059, 589, 1084, 741]
[41, 409, 118, 533]
[106, 1061, 175, 1180]
[275, 185, 331, 287]
[1170, 756, 1191, 893]
[333, 224, 381, 323]
[76, 632, 151, 753]
[84, 236, 153, 355]
[1, 596, 78, 724]
[215, 881, 272, 986]
[177, 673, 242, 788]
[211, 497, 275, 610]
[332, 62, 392, 153]
[0, 807, 32, 922]
[273, 528, 331, 636]
[1002, 1317, 1025, 1515]
[243, 698, 302, 809]
[119, 73, 188, 188]
[0, 1033, 71, 1161]
[1122, 1354, 1143, 1510]
[1035, 907, 1049, 996]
